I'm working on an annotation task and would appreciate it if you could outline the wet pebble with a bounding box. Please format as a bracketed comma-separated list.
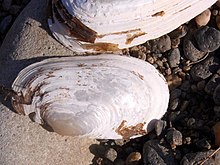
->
[144, 35, 171, 53]
[0, 15, 12, 34]
[154, 120, 167, 136]
[194, 26, 220, 52]
[190, 55, 219, 81]
[167, 48, 180, 68]
[195, 9, 211, 27]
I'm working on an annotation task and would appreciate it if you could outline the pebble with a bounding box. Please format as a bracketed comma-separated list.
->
[143, 140, 175, 165]
[213, 84, 220, 105]
[205, 74, 220, 94]
[214, 106, 220, 116]
[195, 9, 211, 27]
[105, 148, 118, 162]
[144, 35, 171, 53]
[194, 26, 220, 52]
[195, 138, 211, 150]
[166, 128, 183, 149]
[0, 15, 12, 34]
[170, 89, 182, 100]
[167, 48, 180, 68]
[171, 38, 180, 48]
[181, 150, 215, 165]
[169, 98, 179, 111]
[183, 34, 207, 61]
[197, 80, 206, 91]
[190, 55, 219, 81]
[125, 152, 141, 165]
[154, 120, 167, 136]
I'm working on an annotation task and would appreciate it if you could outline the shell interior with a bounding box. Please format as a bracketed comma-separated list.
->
[12, 55, 169, 139]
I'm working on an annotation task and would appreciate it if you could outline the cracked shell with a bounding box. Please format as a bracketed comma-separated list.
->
[12, 55, 169, 139]
[48, 0, 216, 52]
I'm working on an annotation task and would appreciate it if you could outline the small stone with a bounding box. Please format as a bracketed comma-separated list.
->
[166, 128, 182, 149]
[195, 9, 211, 27]
[169, 25, 188, 39]
[0, 15, 12, 34]
[182, 65, 191, 72]
[205, 74, 220, 94]
[155, 60, 163, 67]
[144, 35, 171, 53]
[181, 150, 215, 165]
[195, 138, 211, 150]
[165, 68, 172, 75]
[105, 148, 117, 162]
[167, 48, 180, 68]
[2, 0, 12, 10]
[169, 98, 179, 111]
[154, 120, 167, 136]
[171, 38, 180, 48]
[125, 152, 141, 165]
[190, 56, 219, 81]
[187, 118, 196, 127]
[214, 84, 220, 105]
[146, 55, 154, 64]
[180, 80, 191, 92]
[167, 75, 182, 89]
[143, 140, 175, 165]
[212, 9, 219, 16]
[194, 26, 220, 52]
[183, 34, 207, 62]
[183, 137, 191, 145]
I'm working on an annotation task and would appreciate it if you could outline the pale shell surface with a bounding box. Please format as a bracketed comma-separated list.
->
[48, 0, 216, 52]
[12, 55, 169, 139]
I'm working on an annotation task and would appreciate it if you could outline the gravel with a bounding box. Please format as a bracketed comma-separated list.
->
[1, 1, 220, 165]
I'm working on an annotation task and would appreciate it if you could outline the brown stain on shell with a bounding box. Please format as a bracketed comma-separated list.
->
[116, 120, 147, 139]
[126, 32, 146, 45]
[82, 43, 119, 52]
[152, 11, 165, 17]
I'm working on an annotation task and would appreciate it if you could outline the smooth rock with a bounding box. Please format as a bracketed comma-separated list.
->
[183, 34, 207, 62]
[143, 140, 176, 165]
[105, 148, 118, 162]
[169, 98, 179, 111]
[0, 15, 12, 34]
[167, 48, 180, 68]
[0, 0, 97, 164]
[214, 84, 220, 105]
[166, 128, 182, 149]
[190, 55, 219, 81]
[144, 35, 171, 53]
[181, 150, 215, 165]
[195, 9, 211, 27]
[205, 74, 220, 94]
[194, 26, 220, 52]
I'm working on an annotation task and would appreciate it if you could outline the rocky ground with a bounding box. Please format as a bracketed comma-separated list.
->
[1, 1, 220, 165]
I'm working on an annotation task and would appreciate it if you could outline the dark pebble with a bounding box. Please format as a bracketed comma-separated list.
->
[181, 150, 215, 165]
[205, 74, 220, 94]
[170, 89, 182, 100]
[143, 140, 176, 165]
[190, 55, 219, 81]
[194, 26, 220, 52]
[195, 138, 211, 150]
[169, 98, 179, 111]
[213, 84, 220, 105]
[166, 128, 182, 149]
[167, 48, 180, 68]
[183, 34, 207, 61]
[154, 120, 167, 136]
[168, 25, 188, 39]
[0, 15, 12, 34]
[144, 35, 171, 53]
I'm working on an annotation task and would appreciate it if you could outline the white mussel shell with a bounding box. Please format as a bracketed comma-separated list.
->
[12, 54, 169, 139]
[48, 0, 216, 52]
